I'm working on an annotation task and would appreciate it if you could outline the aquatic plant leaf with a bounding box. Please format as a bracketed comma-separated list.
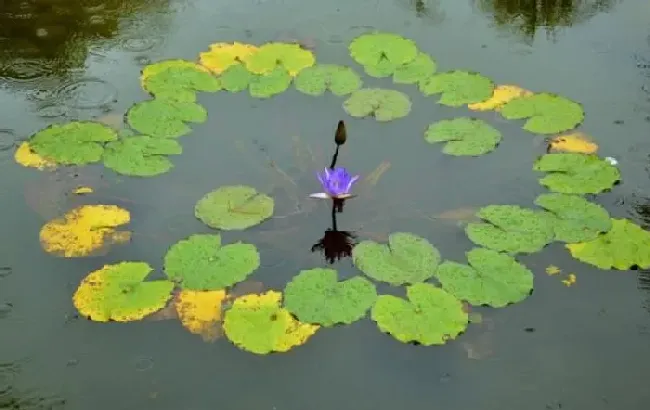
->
[219, 63, 252, 92]
[294, 64, 362, 96]
[465, 205, 555, 254]
[103, 136, 182, 177]
[164, 234, 260, 291]
[419, 70, 494, 107]
[223, 290, 319, 355]
[534, 193, 611, 243]
[467, 84, 533, 111]
[175, 289, 227, 342]
[73, 261, 174, 322]
[566, 218, 650, 270]
[72, 186, 93, 195]
[199, 42, 259, 75]
[29, 121, 117, 166]
[348, 32, 418, 77]
[424, 117, 502, 156]
[371, 283, 468, 346]
[126, 99, 207, 139]
[244, 42, 315, 76]
[343, 88, 411, 121]
[546, 265, 561, 275]
[141, 59, 221, 102]
[352, 232, 441, 285]
[435, 248, 534, 307]
[548, 132, 598, 154]
[533, 153, 620, 194]
[393, 52, 437, 84]
[249, 67, 292, 98]
[284, 268, 377, 327]
[195, 185, 274, 230]
[500, 93, 584, 134]
[562, 273, 577, 287]
[39, 205, 131, 257]
[14, 141, 56, 170]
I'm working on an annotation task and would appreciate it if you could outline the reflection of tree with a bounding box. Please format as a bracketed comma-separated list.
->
[633, 201, 650, 315]
[475, 0, 617, 42]
[0, 0, 169, 82]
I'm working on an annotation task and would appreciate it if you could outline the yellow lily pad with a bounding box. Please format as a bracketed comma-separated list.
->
[39, 205, 131, 257]
[14, 141, 56, 170]
[199, 42, 259, 75]
[468, 84, 533, 111]
[175, 289, 228, 342]
[548, 132, 599, 154]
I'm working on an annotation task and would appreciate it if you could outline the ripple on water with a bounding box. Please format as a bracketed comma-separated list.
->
[53, 77, 118, 110]
[0, 58, 54, 82]
[0, 303, 12, 319]
[120, 36, 163, 53]
[0, 361, 19, 400]
[0, 129, 18, 155]
[34, 102, 68, 118]
[0, 267, 11, 278]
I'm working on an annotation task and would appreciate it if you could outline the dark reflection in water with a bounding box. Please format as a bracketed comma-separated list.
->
[632, 200, 650, 314]
[0, 360, 65, 410]
[474, 0, 618, 43]
[0, 0, 169, 83]
[311, 199, 358, 264]
[397, 0, 446, 23]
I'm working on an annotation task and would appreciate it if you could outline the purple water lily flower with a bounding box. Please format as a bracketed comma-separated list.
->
[309, 167, 359, 199]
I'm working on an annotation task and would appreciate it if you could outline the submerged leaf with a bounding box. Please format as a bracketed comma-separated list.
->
[244, 42, 315, 76]
[249, 67, 292, 98]
[435, 248, 534, 307]
[348, 32, 418, 77]
[219, 63, 253, 92]
[371, 283, 468, 346]
[352, 232, 441, 285]
[195, 185, 274, 230]
[419, 70, 494, 107]
[548, 132, 598, 154]
[294, 64, 362, 96]
[566, 218, 650, 270]
[223, 291, 319, 355]
[284, 268, 377, 327]
[175, 289, 227, 341]
[103, 136, 182, 177]
[545, 265, 561, 275]
[40, 205, 131, 257]
[467, 84, 533, 111]
[164, 234, 260, 291]
[14, 141, 56, 170]
[534, 193, 611, 243]
[533, 153, 620, 194]
[500, 93, 584, 134]
[424, 117, 502, 156]
[29, 121, 117, 166]
[392, 52, 437, 84]
[73, 261, 174, 322]
[465, 205, 555, 254]
[141, 59, 220, 102]
[199, 42, 259, 75]
[126, 99, 207, 139]
[343, 88, 411, 121]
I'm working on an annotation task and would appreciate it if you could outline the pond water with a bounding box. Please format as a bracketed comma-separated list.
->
[1, 0, 650, 409]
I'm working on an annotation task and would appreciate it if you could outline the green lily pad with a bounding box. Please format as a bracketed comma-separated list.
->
[424, 117, 502, 156]
[352, 232, 441, 285]
[419, 70, 494, 107]
[393, 52, 437, 84]
[73, 261, 174, 322]
[126, 99, 207, 139]
[103, 135, 182, 177]
[249, 67, 292, 98]
[534, 193, 612, 243]
[223, 290, 319, 355]
[283, 268, 377, 327]
[533, 153, 620, 194]
[163, 234, 260, 290]
[141, 59, 221, 102]
[29, 121, 118, 166]
[566, 218, 650, 270]
[349, 32, 418, 77]
[435, 248, 534, 308]
[465, 205, 555, 254]
[500, 93, 584, 134]
[371, 283, 468, 346]
[244, 42, 315, 76]
[195, 185, 274, 230]
[219, 63, 252, 92]
[343, 88, 411, 122]
[294, 64, 362, 96]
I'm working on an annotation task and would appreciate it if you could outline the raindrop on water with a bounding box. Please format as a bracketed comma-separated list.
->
[34, 102, 68, 118]
[0, 267, 11, 278]
[53, 77, 118, 110]
[0, 58, 54, 82]
[0, 129, 18, 154]
[120, 37, 163, 53]
[134, 356, 154, 372]
[0, 302, 12, 319]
